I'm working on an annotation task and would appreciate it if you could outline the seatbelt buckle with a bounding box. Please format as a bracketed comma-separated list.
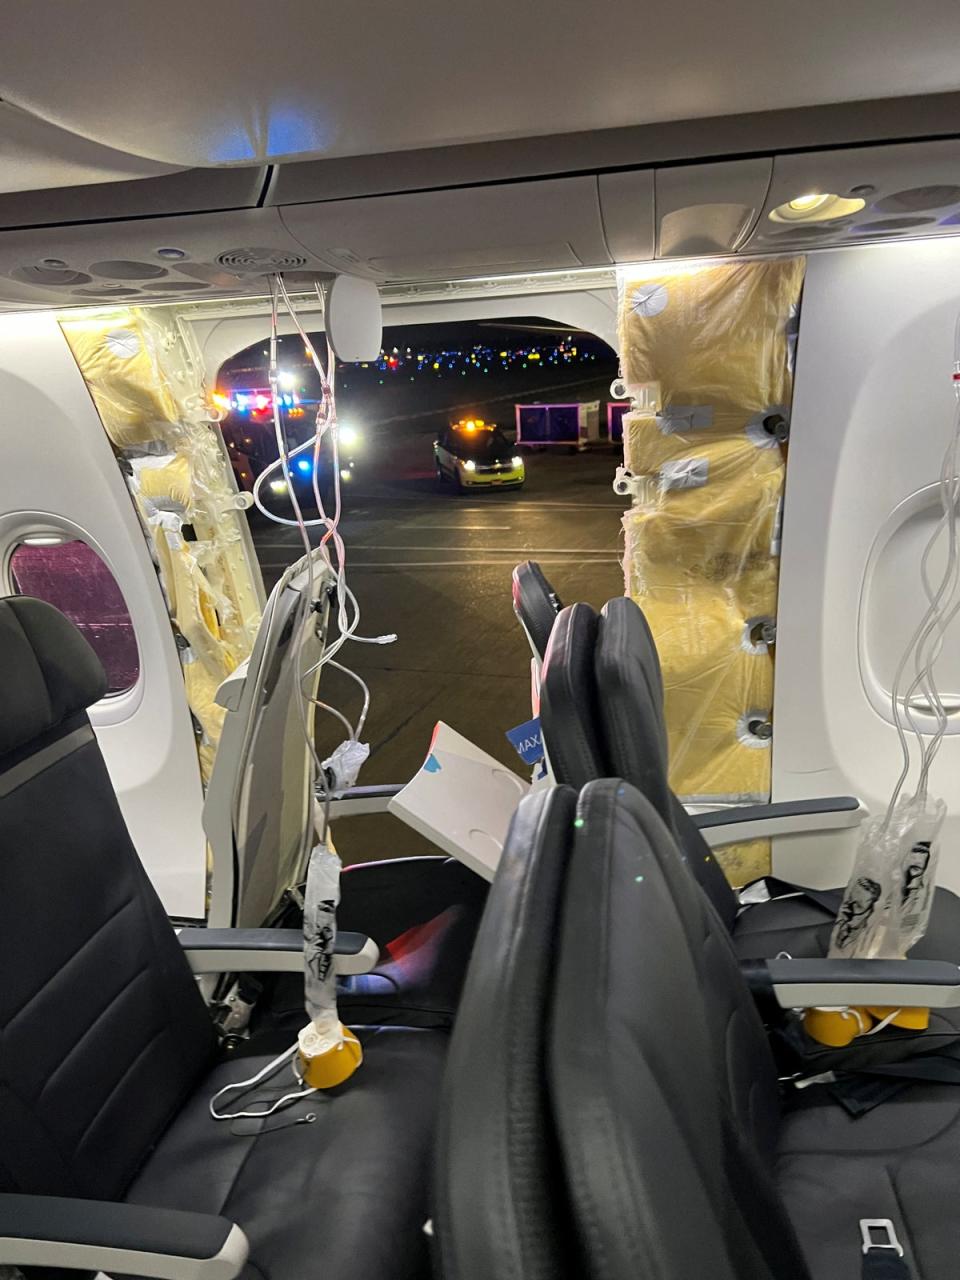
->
[861, 1220, 904, 1257]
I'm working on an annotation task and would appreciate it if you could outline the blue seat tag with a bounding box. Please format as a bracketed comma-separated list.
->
[506, 717, 544, 766]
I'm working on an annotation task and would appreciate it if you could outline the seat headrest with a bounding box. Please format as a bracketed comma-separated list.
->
[0, 597, 108, 758]
[511, 560, 563, 661]
[595, 597, 739, 929]
[540, 602, 605, 787]
[594, 597, 672, 822]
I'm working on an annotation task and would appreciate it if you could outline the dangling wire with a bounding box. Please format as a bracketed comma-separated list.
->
[884, 309, 960, 826]
[209, 1045, 317, 1121]
[252, 274, 394, 849]
[211, 276, 388, 1123]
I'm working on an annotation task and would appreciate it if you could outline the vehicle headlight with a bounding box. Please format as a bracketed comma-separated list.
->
[269, 479, 288, 494]
[339, 424, 359, 448]
[463, 459, 476, 472]
[512, 456, 523, 468]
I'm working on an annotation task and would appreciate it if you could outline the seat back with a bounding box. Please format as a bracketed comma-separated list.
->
[434, 786, 578, 1280]
[539, 603, 605, 788]
[594, 596, 739, 931]
[0, 597, 216, 1201]
[549, 779, 808, 1280]
[205, 552, 327, 927]
[542, 597, 738, 930]
[511, 560, 563, 663]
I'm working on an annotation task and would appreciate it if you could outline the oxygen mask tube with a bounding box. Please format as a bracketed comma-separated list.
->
[210, 277, 392, 1119]
[297, 807, 363, 1089]
[805, 316, 960, 1048]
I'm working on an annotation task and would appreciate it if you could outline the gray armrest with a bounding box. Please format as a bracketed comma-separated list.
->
[0, 1194, 247, 1279]
[178, 927, 380, 976]
[325, 783, 404, 817]
[752, 957, 960, 1009]
[694, 795, 866, 847]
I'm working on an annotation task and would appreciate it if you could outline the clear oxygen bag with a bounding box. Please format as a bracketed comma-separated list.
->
[297, 840, 363, 1088]
[802, 796, 947, 1048]
[829, 794, 946, 961]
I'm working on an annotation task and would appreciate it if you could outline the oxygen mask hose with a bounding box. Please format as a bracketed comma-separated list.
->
[298, 838, 362, 1089]
[805, 315, 960, 1049]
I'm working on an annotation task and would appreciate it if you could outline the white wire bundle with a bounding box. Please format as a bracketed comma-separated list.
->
[210, 275, 391, 1121]
[886, 310, 960, 822]
[828, 312, 960, 962]
[250, 275, 394, 840]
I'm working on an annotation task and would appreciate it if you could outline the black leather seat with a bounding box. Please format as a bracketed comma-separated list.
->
[549, 779, 960, 1279]
[433, 786, 577, 1280]
[511, 559, 563, 661]
[540, 595, 960, 1068]
[0, 597, 443, 1280]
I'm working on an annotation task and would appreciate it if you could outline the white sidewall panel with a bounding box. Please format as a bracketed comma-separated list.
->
[773, 239, 960, 894]
[0, 312, 206, 917]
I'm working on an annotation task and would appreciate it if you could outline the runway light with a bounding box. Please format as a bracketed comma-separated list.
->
[270, 479, 288, 494]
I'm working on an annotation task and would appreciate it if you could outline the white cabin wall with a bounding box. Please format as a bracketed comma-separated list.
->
[0, 313, 207, 917]
[773, 238, 960, 894]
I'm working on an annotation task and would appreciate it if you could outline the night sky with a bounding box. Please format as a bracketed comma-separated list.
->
[219, 317, 618, 439]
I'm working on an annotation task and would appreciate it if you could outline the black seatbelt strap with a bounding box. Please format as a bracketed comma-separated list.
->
[741, 876, 843, 918]
[828, 1054, 960, 1116]
[861, 1220, 911, 1278]
[861, 1054, 960, 1086]
[863, 1255, 912, 1279]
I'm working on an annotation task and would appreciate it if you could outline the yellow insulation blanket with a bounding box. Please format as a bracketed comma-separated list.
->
[618, 258, 804, 885]
[62, 307, 262, 788]
[61, 314, 180, 449]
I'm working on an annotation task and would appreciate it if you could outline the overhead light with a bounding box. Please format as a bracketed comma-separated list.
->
[22, 533, 65, 547]
[769, 192, 866, 224]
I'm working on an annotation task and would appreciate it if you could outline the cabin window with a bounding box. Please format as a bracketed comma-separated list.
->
[9, 538, 140, 695]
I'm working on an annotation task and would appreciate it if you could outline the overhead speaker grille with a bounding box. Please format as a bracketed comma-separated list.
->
[215, 247, 309, 273]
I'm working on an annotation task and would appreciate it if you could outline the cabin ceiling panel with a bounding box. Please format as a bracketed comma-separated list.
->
[1, 1, 959, 169]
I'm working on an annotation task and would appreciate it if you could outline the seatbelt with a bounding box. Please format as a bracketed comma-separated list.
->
[861, 1053, 960, 1085]
[861, 1221, 911, 1278]
[739, 876, 843, 918]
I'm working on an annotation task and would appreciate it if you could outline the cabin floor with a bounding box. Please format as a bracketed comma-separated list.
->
[249, 430, 626, 862]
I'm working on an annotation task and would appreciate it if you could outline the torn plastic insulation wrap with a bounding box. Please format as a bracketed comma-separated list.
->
[617, 258, 805, 885]
[298, 841, 362, 1088]
[61, 305, 264, 788]
[322, 738, 370, 797]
